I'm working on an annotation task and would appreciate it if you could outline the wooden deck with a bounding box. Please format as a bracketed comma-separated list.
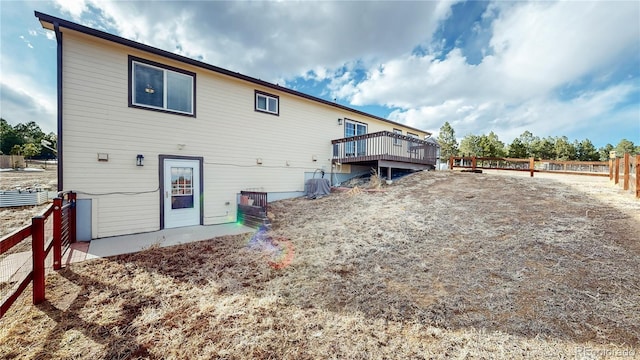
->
[331, 131, 439, 168]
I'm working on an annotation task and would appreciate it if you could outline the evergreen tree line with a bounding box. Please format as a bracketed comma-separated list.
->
[436, 122, 640, 162]
[0, 119, 57, 160]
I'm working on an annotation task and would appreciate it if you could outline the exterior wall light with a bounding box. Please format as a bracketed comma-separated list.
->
[338, 118, 343, 125]
[136, 154, 144, 166]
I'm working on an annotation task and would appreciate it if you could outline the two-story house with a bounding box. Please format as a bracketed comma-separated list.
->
[35, 11, 439, 239]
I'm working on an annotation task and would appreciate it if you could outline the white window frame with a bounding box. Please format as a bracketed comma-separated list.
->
[344, 119, 367, 157]
[255, 90, 279, 115]
[130, 56, 195, 116]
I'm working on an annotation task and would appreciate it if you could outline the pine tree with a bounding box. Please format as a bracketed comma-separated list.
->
[437, 122, 459, 161]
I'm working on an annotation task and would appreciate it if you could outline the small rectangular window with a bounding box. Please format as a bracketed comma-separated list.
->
[255, 90, 279, 115]
[129, 56, 195, 116]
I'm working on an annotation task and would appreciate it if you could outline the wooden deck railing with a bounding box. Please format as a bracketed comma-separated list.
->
[0, 192, 76, 318]
[332, 131, 439, 166]
[610, 153, 639, 198]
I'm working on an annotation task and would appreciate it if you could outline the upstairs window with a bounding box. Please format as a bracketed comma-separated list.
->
[255, 90, 279, 115]
[129, 56, 195, 116]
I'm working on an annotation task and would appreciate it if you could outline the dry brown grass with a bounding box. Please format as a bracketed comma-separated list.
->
[367, 168, 382, 189]
[1, 170, 639, 359]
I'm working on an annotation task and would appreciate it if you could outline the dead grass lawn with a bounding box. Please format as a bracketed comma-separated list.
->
[1, 170, 639, 359]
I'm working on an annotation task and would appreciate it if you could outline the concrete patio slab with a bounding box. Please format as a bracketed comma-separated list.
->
[69, 223, 255, 262]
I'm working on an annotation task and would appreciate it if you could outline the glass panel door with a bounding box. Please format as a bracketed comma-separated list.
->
[345, 122, 356, 156]
[345, 121, 367, 157]
[163, 159, 200, 229]
[356, 123, 367, 156]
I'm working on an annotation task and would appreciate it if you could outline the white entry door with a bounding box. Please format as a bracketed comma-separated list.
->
[163, 159, 201, 228]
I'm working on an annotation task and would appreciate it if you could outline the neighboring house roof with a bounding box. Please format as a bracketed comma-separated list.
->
[35, 11, 431, 136]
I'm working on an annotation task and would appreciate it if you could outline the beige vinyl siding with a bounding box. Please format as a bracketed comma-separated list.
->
[60, 29, 429, 238]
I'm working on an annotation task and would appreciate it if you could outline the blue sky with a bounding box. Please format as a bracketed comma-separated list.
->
[1, 0, 639, 148]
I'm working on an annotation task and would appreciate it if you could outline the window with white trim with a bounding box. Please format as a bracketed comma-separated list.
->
[255, 90, 279, 115]
[393, 128, 402, 145]
[129, 56, 195, 116]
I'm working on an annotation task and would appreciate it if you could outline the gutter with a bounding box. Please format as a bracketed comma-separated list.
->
[54, 22, 63, 192]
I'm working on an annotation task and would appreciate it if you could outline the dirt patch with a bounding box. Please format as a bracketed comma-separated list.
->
[1, 170, 639, 359]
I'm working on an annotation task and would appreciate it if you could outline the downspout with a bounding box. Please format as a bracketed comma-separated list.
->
[54, 22, 63, 191]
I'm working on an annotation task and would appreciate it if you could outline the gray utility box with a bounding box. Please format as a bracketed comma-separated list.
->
[76, 199, 92, 241]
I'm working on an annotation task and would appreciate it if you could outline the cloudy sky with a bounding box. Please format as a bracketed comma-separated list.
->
[1, 0, 638, 148]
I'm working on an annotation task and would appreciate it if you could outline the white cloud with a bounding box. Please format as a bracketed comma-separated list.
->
[52, 0, 88, 19]
[0, 71, 56, 133]
[390, 81, 638, 144]
[333, 1, 639, 143]
[488, 1, 639, 97]
[51, 1, 455, 82]
[19, 35, 34, 49]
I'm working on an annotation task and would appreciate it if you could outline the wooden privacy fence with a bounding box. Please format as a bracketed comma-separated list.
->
[609, 153, 640, 199]
[0, 192, 76, 318]
[449, 156, 610, 177]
